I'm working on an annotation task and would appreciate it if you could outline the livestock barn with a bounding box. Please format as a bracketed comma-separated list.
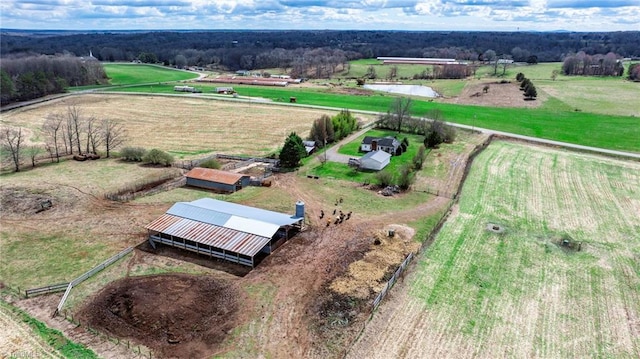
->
[145, 198, 305, 267]
[185, 167, 250, 193]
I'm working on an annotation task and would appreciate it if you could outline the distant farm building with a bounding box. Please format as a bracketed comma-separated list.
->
[215, 87, 235, 94]
[359, 150, 391, 171]
[185, 167, 250, 193]
[377, 57, 468, 66]
[361, 136, 401, 155]
[173, 85, 201, 93]
[145, 198, 305, 267]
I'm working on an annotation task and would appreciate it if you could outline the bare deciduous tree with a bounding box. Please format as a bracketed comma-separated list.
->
[67, 105, 84, 155]
[85, 116, 102, 154]
[24, 145, 43, 168]
[391, 97, 412, 132]
[43, 113, 64, 162]
[1, 126, 25, 172]
[102, 119, 127, 158]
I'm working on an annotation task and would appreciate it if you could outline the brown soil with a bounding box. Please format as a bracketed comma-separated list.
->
[76, 274, 240, 359]
[328, 87, 374, 96]
[0, 187, 57, 215]
[441, 80, 544, 108]
[2, 95, 483, 358]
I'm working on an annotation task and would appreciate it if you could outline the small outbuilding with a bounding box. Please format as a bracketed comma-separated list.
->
[360, 150, 391, 171]
[185, 167, 250, 193]
[302, 140, 317, 155]
[215, 87, 234, 94]
[145, 198, 305, 267]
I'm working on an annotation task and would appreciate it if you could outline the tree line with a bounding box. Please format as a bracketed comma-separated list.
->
[0, 55, 108, 105]
[0, 105, 125, 172]
[3, 30, 638, 71]
[562, 51, 625, 76]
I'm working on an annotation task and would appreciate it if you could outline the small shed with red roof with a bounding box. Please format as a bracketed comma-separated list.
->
[185, 167, 250, 193]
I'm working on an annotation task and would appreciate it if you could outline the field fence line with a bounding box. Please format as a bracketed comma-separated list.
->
[54, 247, 134, 317]
[344, 135, 495, 359]
[25, 282, 70, 298]
[414, 186, 456, 199]
[369, 135, 493, 314]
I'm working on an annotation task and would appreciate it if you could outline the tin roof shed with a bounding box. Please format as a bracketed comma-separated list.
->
[145, 198, 303, 267]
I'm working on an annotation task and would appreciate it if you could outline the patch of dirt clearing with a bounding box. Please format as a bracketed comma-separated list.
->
[441, 80, 545, 108]
[77, 273, 241, 359]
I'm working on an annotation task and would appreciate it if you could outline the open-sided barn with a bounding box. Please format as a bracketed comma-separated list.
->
[145, 198, 304, 267]
[185, 167, 250, 193]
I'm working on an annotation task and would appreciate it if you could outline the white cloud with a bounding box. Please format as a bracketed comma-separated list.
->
[0, 0, 638, 30]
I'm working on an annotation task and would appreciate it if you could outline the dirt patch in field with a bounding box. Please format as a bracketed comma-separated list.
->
[77, 273, 240, 359]
[0, 187, 56, 215]
[441, 80, 544, 108]
[328, 87, 374, 96]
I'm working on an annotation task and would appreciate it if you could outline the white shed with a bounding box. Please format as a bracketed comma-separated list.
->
[360, 150, 391, 171]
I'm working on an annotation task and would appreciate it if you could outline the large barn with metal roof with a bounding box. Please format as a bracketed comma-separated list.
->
[145, 198, 305, 267]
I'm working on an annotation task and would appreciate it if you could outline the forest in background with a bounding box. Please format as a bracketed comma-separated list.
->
[2, 30, 639, 70]
[1, 30, 639, 105]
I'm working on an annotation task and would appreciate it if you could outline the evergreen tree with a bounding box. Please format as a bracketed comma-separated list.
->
[524, 85, 537, 100]
[0, 70, 15, 106]
[279, 132, 306, 168]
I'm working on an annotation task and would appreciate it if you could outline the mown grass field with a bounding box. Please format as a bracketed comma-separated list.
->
[101, 62, 640, 153]
[102, 63, 198, 85]
[305, 129, 428, 183]
[348, 140, 640, 358]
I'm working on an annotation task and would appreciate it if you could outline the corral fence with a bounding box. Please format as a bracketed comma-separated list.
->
[54, 246, 133, 317]
[173, 153, 279, 171]
[104, 172, 185, 202]
[25, 282, 70, 298]
[371, 253, 414, 312]
[415, 187, 456, 200]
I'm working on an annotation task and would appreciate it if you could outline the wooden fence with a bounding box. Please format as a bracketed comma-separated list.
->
[54, 247, 134, 317]
[174, 153, 280, 170]
[371, 253, 414, 312]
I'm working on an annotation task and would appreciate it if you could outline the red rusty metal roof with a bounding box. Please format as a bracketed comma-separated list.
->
[145, 213, 271, 257]
[185, 167, 245, 185]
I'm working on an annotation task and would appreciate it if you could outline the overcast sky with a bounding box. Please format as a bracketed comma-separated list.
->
[1, 0, 639, 32]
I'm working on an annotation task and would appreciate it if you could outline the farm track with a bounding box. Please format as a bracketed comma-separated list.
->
[347, 140, 640, 358]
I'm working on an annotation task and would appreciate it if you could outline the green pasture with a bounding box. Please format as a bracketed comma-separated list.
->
[303, 128, 426, 184]
[408, 140, 640, 357]
[102, 63, 198, 85]
[0, 232, 112, 290]
[101, 63, 640, 152]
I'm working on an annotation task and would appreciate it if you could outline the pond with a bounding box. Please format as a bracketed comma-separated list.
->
[363, 84, 439, 98]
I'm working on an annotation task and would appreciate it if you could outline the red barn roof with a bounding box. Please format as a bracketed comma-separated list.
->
[185, 167, 245, 185]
